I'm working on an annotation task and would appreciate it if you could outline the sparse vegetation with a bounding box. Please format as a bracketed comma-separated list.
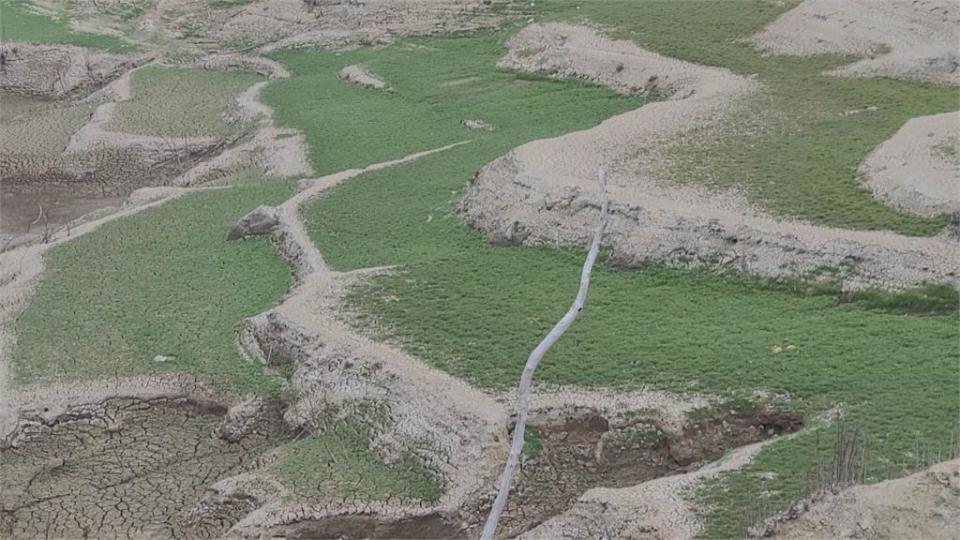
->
[109, 65, 262, 138]
[207, 0, 254, 8]
[272, 418, 444, 503]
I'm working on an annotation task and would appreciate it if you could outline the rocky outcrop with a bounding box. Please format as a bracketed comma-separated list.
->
[227, 205, 279, 240]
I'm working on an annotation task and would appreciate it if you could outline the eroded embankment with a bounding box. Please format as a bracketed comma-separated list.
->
[496, 406, 802, 538]
[755, 457, 960, 539]
[458, 23, 960, 289]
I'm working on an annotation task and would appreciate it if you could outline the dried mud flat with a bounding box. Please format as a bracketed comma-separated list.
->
[748, 0, 960, 85]
[1, 395, 291, 539]
[458, 22, 960, 289]
[0, 143, 806, 539]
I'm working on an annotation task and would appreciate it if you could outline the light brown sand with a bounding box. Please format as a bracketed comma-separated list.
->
[768, 459, 960, 539]
[338, 65, 388, 90]
[749, 0, 960, 85]
[859, 111, 959, 217]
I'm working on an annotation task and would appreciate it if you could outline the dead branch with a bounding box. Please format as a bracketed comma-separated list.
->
[481, 167, 609, 540]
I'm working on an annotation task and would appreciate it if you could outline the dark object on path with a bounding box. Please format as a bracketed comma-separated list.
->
[227, 205, 279, 240]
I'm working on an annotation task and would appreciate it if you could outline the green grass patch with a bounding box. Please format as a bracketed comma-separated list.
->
[207, 0, 253, 8]
[11, 182, 292, 395]
[265, 22, 959, 538]
[108, 65, 261, 138]
[522, 427, 542, 459]
[271, 419, 443, 503]
[265, 32, 641, 175]
[837, 283, 959, 316]
[532, 0, 954, 235]
[0, 0, 135, 51]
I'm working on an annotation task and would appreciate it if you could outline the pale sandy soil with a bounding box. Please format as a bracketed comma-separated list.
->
[859, 111, 959, 217]
[338, 64, 388, 89]
[459, 23, 960, 289]
[748, 0, 960, 85]
[768, 458, 960, 539]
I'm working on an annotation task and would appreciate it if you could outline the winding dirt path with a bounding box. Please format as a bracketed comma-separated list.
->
[228, 142, 517, 536]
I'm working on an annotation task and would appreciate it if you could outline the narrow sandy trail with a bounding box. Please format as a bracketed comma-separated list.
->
[229, 141, 515, 535]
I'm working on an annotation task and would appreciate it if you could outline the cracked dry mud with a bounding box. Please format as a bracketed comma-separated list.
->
[0, 397, 290, 539]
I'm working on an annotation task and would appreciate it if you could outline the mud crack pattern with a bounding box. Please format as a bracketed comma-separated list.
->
[0, 398, 279, 539]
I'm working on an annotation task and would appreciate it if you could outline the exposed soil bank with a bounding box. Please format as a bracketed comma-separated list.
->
[748, 0, 960, 85]
[495, 407, 802, 537]
[458, 23, 960, 289]
[232, 405, 800, 540]
[760, 458, 960, 539]
[265, 513, 464, 540]
[0, 396, 291, 538]
[858, 111, 959, 217]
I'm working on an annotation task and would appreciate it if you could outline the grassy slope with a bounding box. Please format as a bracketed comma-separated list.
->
[109, 65, 261, 138]
[264, 18, 959, 538]
[12, 182, 291, 395]
[0, 0, 135, 51]
[536, 0, 955, 235]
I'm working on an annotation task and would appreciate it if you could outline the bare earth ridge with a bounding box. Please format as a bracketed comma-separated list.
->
[458, 23, 960, 289]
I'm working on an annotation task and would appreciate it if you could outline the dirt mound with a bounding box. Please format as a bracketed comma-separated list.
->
[458, 23, 960, 288]
[859, 112, 959, 217]
[748, 0, 960, 85]
[0, 42, 150, 97]
[124, 0, 499, 52]
[339, 64, 387, 89]
[767, 458, 960, 539]
[199, 53, 290, 79]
